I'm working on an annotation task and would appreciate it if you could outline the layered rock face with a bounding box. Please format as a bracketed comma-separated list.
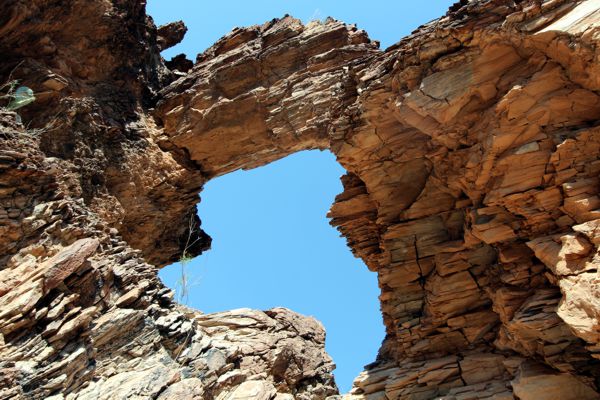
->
[2, 0, 600, 399]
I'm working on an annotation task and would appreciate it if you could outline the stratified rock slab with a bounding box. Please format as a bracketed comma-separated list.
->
[2, 0, 600, 399]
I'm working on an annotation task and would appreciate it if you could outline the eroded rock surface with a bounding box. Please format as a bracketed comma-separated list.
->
[2, 0, 600, 399]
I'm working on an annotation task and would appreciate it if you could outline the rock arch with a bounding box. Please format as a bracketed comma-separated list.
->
[2, 1, 600, 399]
[156, 6, 600, 397]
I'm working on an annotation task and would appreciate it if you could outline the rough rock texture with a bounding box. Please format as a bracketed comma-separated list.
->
[3, 0, 600, 399]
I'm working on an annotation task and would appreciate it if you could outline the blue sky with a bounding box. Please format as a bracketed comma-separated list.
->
[148, 0, 455, 393]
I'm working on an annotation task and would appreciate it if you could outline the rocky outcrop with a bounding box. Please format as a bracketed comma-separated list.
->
[2, 0, 600, 399]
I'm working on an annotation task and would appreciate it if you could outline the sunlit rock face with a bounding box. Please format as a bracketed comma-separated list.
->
[2, 0, 600, 399]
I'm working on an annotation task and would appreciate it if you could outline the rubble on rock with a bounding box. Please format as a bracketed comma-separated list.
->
[2, 0, 600, 399]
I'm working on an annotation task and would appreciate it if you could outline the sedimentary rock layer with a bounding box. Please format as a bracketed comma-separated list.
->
[2, 0, 600, 399]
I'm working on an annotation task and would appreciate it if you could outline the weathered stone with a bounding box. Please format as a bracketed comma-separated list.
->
[512, 362, 600, 400]
[2, 0, 600, 399]
[157, 21, 187, 51]
[218, 380, 276, 400]
[43, 238, 100, 291]
[157, 378, 205, 399]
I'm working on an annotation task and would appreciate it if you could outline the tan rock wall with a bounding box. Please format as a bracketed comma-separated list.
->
[2, 0, 600, 399]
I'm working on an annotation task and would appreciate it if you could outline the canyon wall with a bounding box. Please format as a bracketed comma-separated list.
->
[2, 0, 600, 399]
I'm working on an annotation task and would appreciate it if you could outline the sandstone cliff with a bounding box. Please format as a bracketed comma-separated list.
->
[2, 0, 600, 399]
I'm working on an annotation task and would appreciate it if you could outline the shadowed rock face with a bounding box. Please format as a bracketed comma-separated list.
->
[2, 0, 600, 399]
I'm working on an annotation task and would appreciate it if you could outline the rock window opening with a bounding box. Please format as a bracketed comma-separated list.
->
[159, 150, 384, 393]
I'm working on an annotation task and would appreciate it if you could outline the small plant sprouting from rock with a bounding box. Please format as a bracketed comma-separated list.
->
[1, 74, 59, 135]
[177, 253, 192, 305]
[1, 78, 36, 124]
[7, 86, 35, 111]
[1, 63, 40, 126]
[174, 213, 203, 305]
[0, 79, 20, 103]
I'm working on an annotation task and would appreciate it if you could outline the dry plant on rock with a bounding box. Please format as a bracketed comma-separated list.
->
[175, 212, 203, 305]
